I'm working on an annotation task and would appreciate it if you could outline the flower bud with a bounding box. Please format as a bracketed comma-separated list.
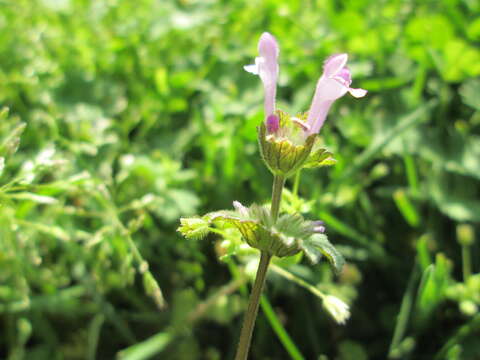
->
[322, 295, 350, 324]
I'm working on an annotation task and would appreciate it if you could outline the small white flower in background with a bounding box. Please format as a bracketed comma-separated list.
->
[37, 146, 56, 166]
[0, 157, 4, 176]
[323, 295, 350, 325]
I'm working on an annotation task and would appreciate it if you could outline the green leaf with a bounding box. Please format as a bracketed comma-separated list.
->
[117, 332, 173, 360]
[306, 234, 345, 274]
[303, 148, 336, 168]
[301, 242, 322, 264]
[7, 192, 58, 204]
[460, 78, 480, 110]
[393, 189, 420, 227]
[275, 213, 314, 240]
[177, 217, 211, 240]
[429, 173, 480, 222]
[341, 100, 437, 179]
[0, 122, 26, 158]
[415, 254, 451, 325]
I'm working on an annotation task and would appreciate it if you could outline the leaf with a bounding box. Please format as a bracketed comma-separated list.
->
[0, 122, 26, 157]
[415, 254, 451, 325]
[393, 189, 420, 227]
[301, 242, 322, 264]
[117, 332, 173, 360]
[177, 217, 211, 241]
[307, 234, 345, 274]
[275, 213, 314, 240]
[303, 148, 336, 168]
[161, 189, 200, 222]
[418, 130, 480, 181]
[459, 78, 480, 110]
[429, 173, 480, 222]
[205, 205, 316, 258]
[341, 100, 437, 179]
[247, 203, 273, 227]
[8, 192, 58, 204]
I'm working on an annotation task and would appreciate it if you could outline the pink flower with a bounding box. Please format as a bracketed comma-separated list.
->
[305, 54, 367, 135]
[245, 34, 366, 138]
[244, 32, 279, 121]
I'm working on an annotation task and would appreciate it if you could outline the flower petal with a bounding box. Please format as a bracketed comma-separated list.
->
[348, 87, 368, 98]
[258, 32, 279, 60]
[256, 33, 280, 118]
[324, 53, 348, 77]
[306, 99, 334, 135]
[243, 64, 259, 75]
[306, 53, 366, 135]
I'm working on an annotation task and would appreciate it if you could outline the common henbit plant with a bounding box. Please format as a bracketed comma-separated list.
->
[178, 32, 366, 359]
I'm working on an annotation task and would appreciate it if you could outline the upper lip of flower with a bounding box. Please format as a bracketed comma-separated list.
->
[244, 32, 279, 119]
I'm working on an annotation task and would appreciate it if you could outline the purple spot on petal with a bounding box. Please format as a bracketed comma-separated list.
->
[266, 114, 279, 133]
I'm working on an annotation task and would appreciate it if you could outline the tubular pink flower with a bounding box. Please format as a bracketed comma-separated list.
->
[306, 54, 367, 136]
[244, 32, 279, 119]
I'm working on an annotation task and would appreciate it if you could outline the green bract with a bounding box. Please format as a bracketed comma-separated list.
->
[178, 203, 345, 274]
[258, 110, 336, 177]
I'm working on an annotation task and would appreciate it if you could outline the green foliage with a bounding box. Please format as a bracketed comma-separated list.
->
[0, 0, 479, 359]
[181, 202, 345, 276]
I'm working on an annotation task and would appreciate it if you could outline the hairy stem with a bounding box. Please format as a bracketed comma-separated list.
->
[234, 174, 286, 359]
[234, 252, 272, 360]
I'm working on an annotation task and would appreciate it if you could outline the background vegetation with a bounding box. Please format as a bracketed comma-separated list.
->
[1, 0, 479, 359]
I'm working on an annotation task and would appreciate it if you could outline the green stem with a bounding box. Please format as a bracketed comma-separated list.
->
[234, 173, 286, 359]
[292, 171, 301, 197]
[270, 264, 325, 300]
[461, 244, 472, 282]
[235, 252, 272, 360]
[271, 175, 285, 222]
[388, 260, 420, 359]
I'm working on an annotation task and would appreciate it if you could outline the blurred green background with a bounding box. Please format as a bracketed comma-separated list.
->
[1, 0, 479, 359]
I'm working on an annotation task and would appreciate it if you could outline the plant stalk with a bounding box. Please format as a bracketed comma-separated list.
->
[461, 244, 472, 282]
[234, 252, 272, 360]
[234, 174, 285, 360]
